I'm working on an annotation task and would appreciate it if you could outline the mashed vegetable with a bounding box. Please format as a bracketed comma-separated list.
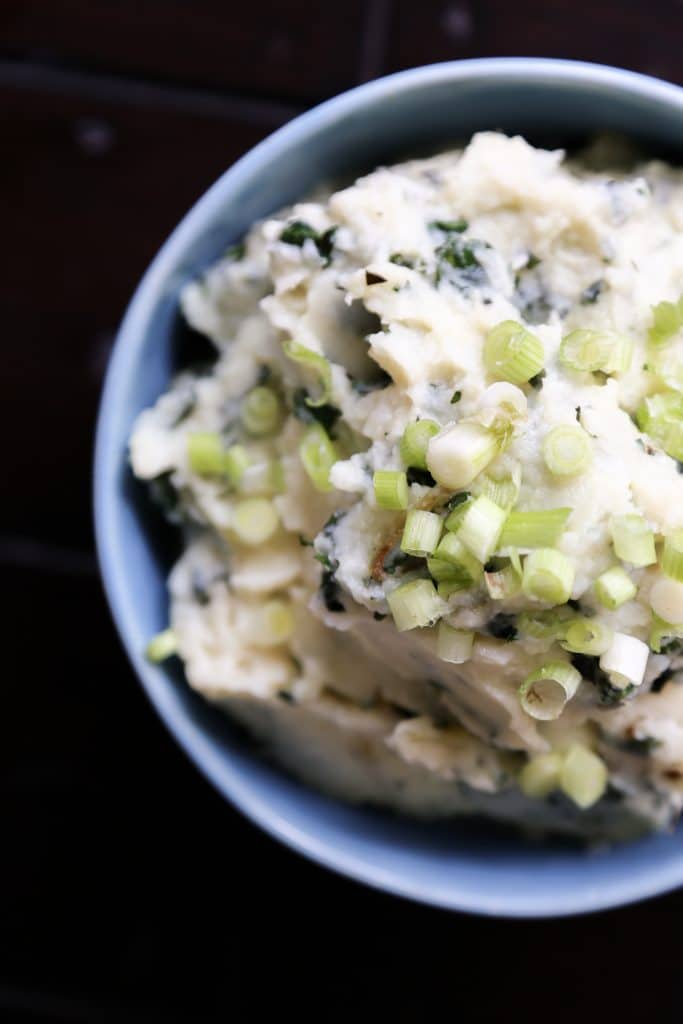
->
[130, 132, 683, 840]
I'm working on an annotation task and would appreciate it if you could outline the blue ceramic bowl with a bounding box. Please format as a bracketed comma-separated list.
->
[95, 58, 683, 917]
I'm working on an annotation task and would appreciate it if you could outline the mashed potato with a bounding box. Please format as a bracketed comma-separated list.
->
[131, 132, 683, 840]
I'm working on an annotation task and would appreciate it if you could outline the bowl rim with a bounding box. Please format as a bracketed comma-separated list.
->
[94, 57, 683, 918]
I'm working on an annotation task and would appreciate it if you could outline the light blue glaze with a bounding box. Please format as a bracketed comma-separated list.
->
[95, 59, 683, 917]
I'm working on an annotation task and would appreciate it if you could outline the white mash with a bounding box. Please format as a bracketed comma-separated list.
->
[131, 132, 683, 840]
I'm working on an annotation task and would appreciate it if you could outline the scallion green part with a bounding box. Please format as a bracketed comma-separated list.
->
[484, 320, 544, 385]
[458, 495, 507, 563]
[437, 623, 474, 663]
[399, 419, 440, 470]
[518, 753, 563, 799]
[498, 508, 571, 550]
[231, 498, 279, 545]
[519, 662, 582, 720]
[373, 470, 409, 510]
[299, 423, 337, 492]
[444, 494, 474, 533]
[241, 386, 282, 436]
[283, 339, 332, 407]
[609, 514, 656, 567]
[427, 557, 462, 583]
[400, 509, 443, 557]
[187, 432, 226, 476]
[223, 444, 251, 486]
[437, 579, 468, 599]
[517, 608, 574, 642]
[387, 578, 442, 632]
[661, 529, 683, 582]
[146, 628, 178, 663]
[649, 613, 683, 653]
[594, 566, 637, 609]
[636, 390, 683, 460]
[252, 600, 295, 646]
[559, 745, 608, 809]
[648, 294, 683, 345]
[560, 617, 613, 656]
[471, 463, 521, 511]
[522, 548, 575, 605]
[542, 425, 592, 477]
[559, 329, 632, 375]
[434, 531, 482, 582]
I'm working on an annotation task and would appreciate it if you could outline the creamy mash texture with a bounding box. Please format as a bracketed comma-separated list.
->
[130, 133, 683, 840]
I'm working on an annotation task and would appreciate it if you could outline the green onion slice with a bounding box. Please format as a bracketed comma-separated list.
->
[522, 548, 575, 606]
[484, 320, 544, 385]
[458, 495, 507, 563]
[518, 753, 563, 799]
[299, 423, 337, 492]
[283, 339, 332, 407]
[599, 631, 649, 689]
[649, 295, 683, 345]
[400, 509, 443, 557]
[373, 470, 409, 510]
[498, 508, 571, 550]
[560, 617, 613, 656]
[427, 422, 499, 490]
[559, 329, 632, 375]
[471, 462, 521, 511]
[542, 425, 592, 477]
[609, 514, 656, 567]
[484, 563, 521, 600]
[400, 419, 440, 470]
[519, 662, 582, 721]
[594, 566, 637, 610]
[517, 608, 574, 641]
[146, 628, 178, 663]
[241, 386, 282, 436]
[231, 498, 279, 545]
[187, 432, 226, 476]
[387, 578, 442, 632]
[559, 745, 608, 809]
[649, 577, 683, 626]
[433, 532, 482, 582]
[661, 529, 683, 582]
[436, 623, 474, 664]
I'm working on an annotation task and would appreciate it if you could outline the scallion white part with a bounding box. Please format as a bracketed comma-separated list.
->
[426, 422, 499, 489]
[436, 623, 474, 664]
[400, 510, 443, 557]
[560, 617, 613, 656]
[146, 628, 178, 663]
[594, 566, 636, 610]
[477, 382, 528, 426]
[559, 329, 632, 375]
[223, 444, 251, 486]
[609, 514, 656, 567]
[599, 632, 649, 689]
[518, 753, 563, 799]
[484, 320, 544, 384]
[458, 495, 507, 563]
[649, 577, 683, 625]
[387, 578, 442, 632]
[373, 470, 409, 510]
[484, 563, 521, 600]
[283, 339, 332, 407]
[231, 498, 279, 545]
[559, 745, 608, 809]
[498, 508, 571, 550]
[522, 548, 575, 606]
[519, 662, 582, 721]
[542, 425, 592, 477]
[471, 464, 521, 511]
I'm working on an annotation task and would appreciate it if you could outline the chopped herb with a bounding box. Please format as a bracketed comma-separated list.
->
[435, 236, 490, 289]
[365, 270, 387, 285]
[280, 221, 337, 264]
[450, 390, 462, 404]
[321, 569, 345, 612]
[662, 639, 682, 654]
[430, 218, 468, 233]
[580, 279, 604, 304]
[314, 551, 333, 570]
[651, 667, 675, 693]
[373, 611, 387, 621]
[525, 253, 541, 270]
[487, 613, 518, 642]
[445, 491, 471, 511]
[406, 466, 436, 487]
[316, 227, 337, 264]
[389, 253, 415, 268]
[223, 241, 245, 262]
[292, 388, 341, 434]
[298, 534, 313, 547]
[529, 370, 546, 390]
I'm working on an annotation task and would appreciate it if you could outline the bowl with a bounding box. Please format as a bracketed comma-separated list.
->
[95, 58, 683, 917]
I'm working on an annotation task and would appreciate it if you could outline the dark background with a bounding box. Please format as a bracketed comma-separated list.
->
[3, 3, 683, 1020]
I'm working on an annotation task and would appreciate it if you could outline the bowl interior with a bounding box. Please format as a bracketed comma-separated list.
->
[95, 59, 683, 917]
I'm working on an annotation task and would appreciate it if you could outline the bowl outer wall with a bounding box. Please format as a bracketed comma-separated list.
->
[95, 58, 683, 917]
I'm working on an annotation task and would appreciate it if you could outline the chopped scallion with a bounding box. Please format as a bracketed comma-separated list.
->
[649, 295, 683, 345]
[399, 419, 440, 469]
[484, 320, 544, 385]
[146, 628, 178, 663]
[649, 577, 683, 625]
[661, 529, 683, 581]
[436, 623, 474, 664]
[559, 329, 632, 375]
[609, 514, 656, 567]
[231, 498, 279, 546]
[498, 508, 571, 550]
[519, 662, 582, 720]
[471, 463, 521, 510]
[599, 631, 649, 689]
[518, 753, 563, 799]
[387, 578, 442, 631]
[299, 423, 337, 492]
[560, 617, 613, 656]
[458, 495, 507, 563]
[559, 745, 608, 809]
[283, 339, 332, 407]
[434, 532, 482, 582]
[241, 386, 282, 436]
[223, 444, 251, 487]
[400, 509, 443, 557]
[187, 432, 225, 476]
[426, 422, 499, 489]
[444, 493, 474, 533]
[373, 470, 409, 510]
[594, 566, 636, 609]
[542, 425, 592, 477]
[522, 548, 575, 605]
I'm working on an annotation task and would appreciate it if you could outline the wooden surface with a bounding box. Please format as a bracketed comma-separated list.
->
[3, 4, 683, 1020]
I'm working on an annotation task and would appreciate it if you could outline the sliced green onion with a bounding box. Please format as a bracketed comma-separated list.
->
[484, 320, 544, 385]
[649, 295, 683, 345]
[401, 510, 443, 557]
[661, 529, 683, 581]
[437, 579, 469, 599]
[241, 386, 281, 436]
[484, 563, 521, 600]
[444, 494, 474, 533]
[517, 608, 574, 641]
[251, 600, 295, 646]
[599, 632, 649, 689]
[187, 432, 225, 476]
[223, 444, 251, 486]
[559, 745, 608, 809]
[434, 532, 482, 582]
[387, 578, 442, 631]
[146, 628, 178, 663]
[542, 425, 592, 477]
[239, 456, 282, 496]
[373, 470, 409, 510]
[522, 548, 575, 606]
[609, 514, 656, 567]
[498, 508, 571, 550]
[426, 422, 499, 489]
[560, 617, 613, 656]
[399, 419, 440, 469]
[437, 623, 474, 664]
[427, 557, 463, 583]
[471, 463, 521, 510]
[458, 495, 507, 563]
[649, 577, 683, 625]
[636, 391, 683, 460]
[649, 613, 683, 653]
[559, 329, 632, 375]
[518, 753, 563, 799]
[519, 662, 582, 720]
[299, 423, 337, 492]
[231, 498, 279, 545]
[283, 339, 332, 407]
[594, 566, 637, 610]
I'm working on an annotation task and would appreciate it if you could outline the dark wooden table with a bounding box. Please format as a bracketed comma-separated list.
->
[3, 4, 683, 1020]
